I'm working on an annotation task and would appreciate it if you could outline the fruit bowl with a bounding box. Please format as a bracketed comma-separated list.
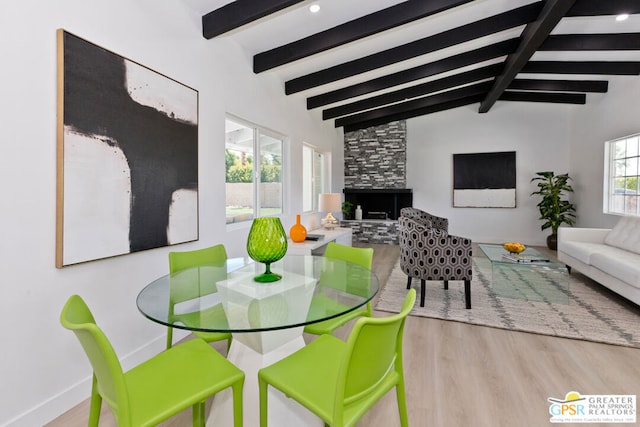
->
[503, 242, 526, 254]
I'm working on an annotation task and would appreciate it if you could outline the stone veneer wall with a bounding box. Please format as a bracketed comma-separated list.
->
[342, 220, 399, 244]
[344, 120, 406, 189]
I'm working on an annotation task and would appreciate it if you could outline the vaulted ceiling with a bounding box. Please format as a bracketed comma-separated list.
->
[188, 0, 640, 132]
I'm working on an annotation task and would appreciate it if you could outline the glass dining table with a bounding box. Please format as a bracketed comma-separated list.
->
[137, 254, 379, 427]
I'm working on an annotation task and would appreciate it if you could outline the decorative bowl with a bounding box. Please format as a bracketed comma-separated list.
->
[503, 242, 526, 254]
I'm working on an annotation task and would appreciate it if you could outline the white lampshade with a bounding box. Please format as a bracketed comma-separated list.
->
[318, 193, 342, 229]
[318, 193, 342, 213]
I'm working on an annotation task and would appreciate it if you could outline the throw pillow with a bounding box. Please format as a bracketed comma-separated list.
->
[604, 216, 640, 254]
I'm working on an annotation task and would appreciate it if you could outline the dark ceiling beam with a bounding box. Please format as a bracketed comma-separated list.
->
[567, 0, 640, 16]
[285, 2, 542, 94]
[540, 33, 640, 51]
[202, 0, 305, 39]
[500, 91, 586, 104]
[308, 38, 519, 109]
[343, 95, 484, 133]
[522, 61, 640, 75]
[508, 79, 608, 92]
[253, 0, 474, 73]
[335, 81, 492, 128]
[323, 64, 503, 120]
[478, 0, 577, 113]
[340, 87, 588, 132]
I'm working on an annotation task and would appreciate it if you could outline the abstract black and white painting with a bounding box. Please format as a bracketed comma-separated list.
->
[56, 30, 198, 267]
[453, 151, 516, 208]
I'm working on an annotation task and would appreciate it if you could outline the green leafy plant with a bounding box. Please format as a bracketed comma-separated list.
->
[530, 171, 576, 235]
[342, 201, 354, 219]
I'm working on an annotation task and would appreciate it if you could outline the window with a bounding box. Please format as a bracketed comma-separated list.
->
[604, 133, 640, 216]
[302, 144, 328, 212]
[225, 117, 284, 223]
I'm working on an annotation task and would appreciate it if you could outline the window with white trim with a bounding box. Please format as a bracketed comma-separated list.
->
[604, 133, 640, 216]
[302, 144, 328, 212]
[225, 117, 284, 224]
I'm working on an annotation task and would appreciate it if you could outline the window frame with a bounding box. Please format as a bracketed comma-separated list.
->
[603, 132, 640, 217]
[302, 143, 330, 213]
[225, 115, 286, 225]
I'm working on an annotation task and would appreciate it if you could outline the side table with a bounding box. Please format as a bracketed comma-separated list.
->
[287, 227, 352, 255]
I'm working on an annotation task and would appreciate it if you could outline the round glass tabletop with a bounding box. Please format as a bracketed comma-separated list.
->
[136, 255, 379, 333]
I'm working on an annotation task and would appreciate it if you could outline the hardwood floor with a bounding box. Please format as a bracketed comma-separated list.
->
[47, 243, 640, 427]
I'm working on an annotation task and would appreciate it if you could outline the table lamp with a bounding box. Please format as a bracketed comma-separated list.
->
[318, 193, 341, 229]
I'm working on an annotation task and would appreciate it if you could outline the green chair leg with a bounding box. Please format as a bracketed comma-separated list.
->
[233, 380, 244, 427]
[396, 382, 409, 427]
[192, 401, 205, 427]
[88, 375, 101, 427]
[166, 327, 174, 349]
[259, 376, 268, 427]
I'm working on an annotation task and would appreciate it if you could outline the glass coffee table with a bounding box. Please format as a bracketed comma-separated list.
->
[478, 244, 569, 304]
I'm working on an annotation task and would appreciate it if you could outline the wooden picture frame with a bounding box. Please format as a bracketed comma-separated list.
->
[56, 30, 199, 267]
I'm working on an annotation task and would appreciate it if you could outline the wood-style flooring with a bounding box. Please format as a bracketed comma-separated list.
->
[47, 243, 640, 427]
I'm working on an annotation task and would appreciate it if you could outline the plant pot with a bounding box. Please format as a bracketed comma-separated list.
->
[546, 233, 558, 251]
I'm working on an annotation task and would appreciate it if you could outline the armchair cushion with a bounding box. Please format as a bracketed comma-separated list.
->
[400, 207, 448, 234]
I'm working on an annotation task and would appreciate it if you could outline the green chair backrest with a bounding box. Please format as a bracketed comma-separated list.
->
[337, 289, 416, 417]
[169, 244, 228, 273]
[60, 295, 131, 423]
[323, 242, 373, 270]
[168, 244, 228, 304]
[322, 242, 374, 304]
[166, 244, 229, 347]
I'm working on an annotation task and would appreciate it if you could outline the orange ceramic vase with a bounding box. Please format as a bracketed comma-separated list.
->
[289, 214, 307, 242]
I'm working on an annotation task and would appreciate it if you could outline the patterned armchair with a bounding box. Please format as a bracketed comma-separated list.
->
[398, 215, 473, 308]
[400, 207, 449, 234]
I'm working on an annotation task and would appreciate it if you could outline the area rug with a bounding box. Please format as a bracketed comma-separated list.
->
[375, 257, 640, 348]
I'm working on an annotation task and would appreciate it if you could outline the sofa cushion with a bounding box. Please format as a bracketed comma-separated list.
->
[590, 248, 640, 289]
[560, 241, 606, 264]
[604, 216, 640, 254]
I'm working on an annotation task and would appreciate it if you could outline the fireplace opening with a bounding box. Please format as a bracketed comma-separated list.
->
[343, 189, 412, 220]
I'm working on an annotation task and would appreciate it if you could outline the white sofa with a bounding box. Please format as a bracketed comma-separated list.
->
[557, 216, 640, 306]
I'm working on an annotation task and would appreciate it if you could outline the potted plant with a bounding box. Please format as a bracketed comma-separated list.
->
[530, 171, 576, 250]
[342, 201, 354, 220]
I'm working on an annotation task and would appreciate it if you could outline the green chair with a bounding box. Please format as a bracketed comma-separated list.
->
[304, 242, 374, 336]
[60, 294, 244, 427]
[167, 244, 232, 350]
[258, 289, 416, 427]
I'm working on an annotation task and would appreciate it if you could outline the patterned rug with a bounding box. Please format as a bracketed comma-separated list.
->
[375, 257, 640, 348]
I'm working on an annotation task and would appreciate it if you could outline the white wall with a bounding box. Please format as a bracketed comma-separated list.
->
[407, 102, 573, 246]
[569, 77, 640, 229]
[0, 2, 341, 425]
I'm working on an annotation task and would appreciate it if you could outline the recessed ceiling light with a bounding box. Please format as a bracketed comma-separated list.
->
[309, 4, 320, 13]
[616, 13, 629, 21]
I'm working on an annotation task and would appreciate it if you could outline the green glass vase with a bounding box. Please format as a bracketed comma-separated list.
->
[246, 217, 288, 282]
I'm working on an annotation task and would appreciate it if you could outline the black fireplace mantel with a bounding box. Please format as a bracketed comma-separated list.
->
[343, 188, 412, 220]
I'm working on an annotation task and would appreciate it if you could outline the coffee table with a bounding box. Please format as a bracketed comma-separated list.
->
[478, 244, 569, 304]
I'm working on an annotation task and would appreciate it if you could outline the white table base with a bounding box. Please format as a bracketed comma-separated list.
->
[206, 330, 323, 427]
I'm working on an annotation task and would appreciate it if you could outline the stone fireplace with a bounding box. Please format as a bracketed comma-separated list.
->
[342, 120, 410, 243]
